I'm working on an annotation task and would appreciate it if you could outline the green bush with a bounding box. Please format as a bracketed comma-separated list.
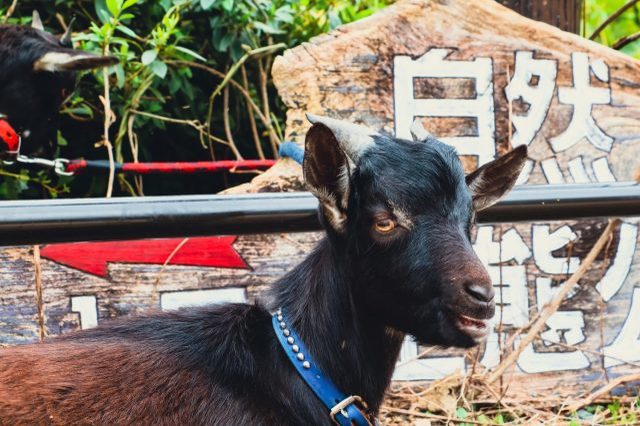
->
[1, 0, 638, 199]
[0, 0, 391, 198]
[585, 0, 640, 58]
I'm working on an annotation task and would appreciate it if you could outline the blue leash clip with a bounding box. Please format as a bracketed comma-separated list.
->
[278, 141, 304, 165]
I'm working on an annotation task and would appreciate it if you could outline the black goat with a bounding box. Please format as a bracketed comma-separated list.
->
[0, 115, 527, 424]
[0, 12, 116, 157]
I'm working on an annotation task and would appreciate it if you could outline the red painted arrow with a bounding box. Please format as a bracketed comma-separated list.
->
[40, 236, 248, 278]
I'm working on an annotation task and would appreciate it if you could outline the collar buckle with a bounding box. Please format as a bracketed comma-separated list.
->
[329, 395, 371, 425]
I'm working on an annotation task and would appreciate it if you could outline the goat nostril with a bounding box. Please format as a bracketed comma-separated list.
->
[464, 283, 495, 303]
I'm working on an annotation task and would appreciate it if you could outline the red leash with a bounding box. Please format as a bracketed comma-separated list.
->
[65, 159, 276, 174]
[0, 114, 275, 175]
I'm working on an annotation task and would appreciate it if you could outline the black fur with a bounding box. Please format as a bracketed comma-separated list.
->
[0, 25, 75, 156]
[0, 126, 527, 424]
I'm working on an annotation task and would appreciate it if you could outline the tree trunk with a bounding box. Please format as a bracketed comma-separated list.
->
[498, 0, 583, 34]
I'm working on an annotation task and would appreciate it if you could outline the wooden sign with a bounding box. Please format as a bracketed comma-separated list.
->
[268, 0, 640, 396]
[1, 0, 640, 399]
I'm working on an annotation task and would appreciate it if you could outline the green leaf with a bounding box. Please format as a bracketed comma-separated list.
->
[114, 64, 125, 88]
[106, 0, 122, 17]
[209, 16, 222, 28]
[229, 41, 244, 62]
[122, 0, 139, 10]
[275, 7, 294, 24]
[159, 0, 172, 12]
[168, 73, 182, 95]
[148, 86, 166, 103]
[456, 407, 468, 419]
[328, 11, 341, 30]
[200, 0, 216, 10]
[62, 105, 94, 119]
[253, 21, 285, 35]
[477, 414, 490, 424]
[116, 24, 138, 38]
[74, 33, 101, 43]
[182, 79, 195, 102]
[150, 60, 168, 79]
[56, 131, 68, 147]
[16, 177, 29, 192]
[94, 0, 111, 24]
[221, 0, 234, 11]
[174, 46, 207, 62]
[142, 49, 158, 65]
[218, 33, 234, 51]
[148, 102, 163, 114]
[494, 414, 504, 424]
[577, 409, 593, 420]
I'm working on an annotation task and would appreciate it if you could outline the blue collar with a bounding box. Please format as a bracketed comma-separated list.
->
[272, 308, 374, 426]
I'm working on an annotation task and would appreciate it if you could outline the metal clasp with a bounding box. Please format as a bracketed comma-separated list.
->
[330, 395, 370, 424]
[13, 155, 73, 176]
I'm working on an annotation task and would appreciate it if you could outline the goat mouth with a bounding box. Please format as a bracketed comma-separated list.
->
[454, 313, 490, 341]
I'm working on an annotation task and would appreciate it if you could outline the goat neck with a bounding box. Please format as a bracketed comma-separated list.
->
[271, 237, 404, 411]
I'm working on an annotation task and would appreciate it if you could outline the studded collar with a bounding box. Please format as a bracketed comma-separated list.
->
[272, 308, 375, 426]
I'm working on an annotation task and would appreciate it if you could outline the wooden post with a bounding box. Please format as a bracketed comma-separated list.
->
[498, 0, 583, 34]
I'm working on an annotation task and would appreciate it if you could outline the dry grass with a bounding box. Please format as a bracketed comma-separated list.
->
[380, 379, 640, 425]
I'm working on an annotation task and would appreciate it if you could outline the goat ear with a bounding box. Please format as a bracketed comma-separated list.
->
[33, 50, 118, 72]
[306, 113, 375, 163]
[466, 145, 528, 211]
[304, 123, 352, 233]
[59, 17, 75, 47]
[32, 10, 44, 31]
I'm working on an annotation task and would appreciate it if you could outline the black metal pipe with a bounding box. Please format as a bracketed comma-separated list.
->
[480, 181, 640, 223]
[0, 182, 638, 246]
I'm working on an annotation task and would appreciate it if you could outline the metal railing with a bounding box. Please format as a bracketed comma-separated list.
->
[0, 182, 639, 245]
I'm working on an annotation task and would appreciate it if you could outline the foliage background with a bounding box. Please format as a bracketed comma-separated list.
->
[585, 0, 640, 59]
[0, 0, 390, 198]
[0, 0, 638, 199]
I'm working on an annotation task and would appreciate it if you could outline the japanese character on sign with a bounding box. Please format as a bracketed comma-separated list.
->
[550, 52, 612, 152]
[505, 51, 557, 148]
[394, 48, 496, 165]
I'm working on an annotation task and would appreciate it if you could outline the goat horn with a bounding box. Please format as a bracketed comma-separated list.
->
[32, 10, 44, 31]
[306, 113, 375, 162]
[409, 118, 433, 142]
[60, 17, 76, 47]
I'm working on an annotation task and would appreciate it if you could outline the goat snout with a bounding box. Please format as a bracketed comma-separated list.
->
[460, 265, 494, 315]
[464, 281, 494, 304]
[445, 259, 495, 318]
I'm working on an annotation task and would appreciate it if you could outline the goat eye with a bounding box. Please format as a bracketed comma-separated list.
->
[374, 219, 396, 234]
